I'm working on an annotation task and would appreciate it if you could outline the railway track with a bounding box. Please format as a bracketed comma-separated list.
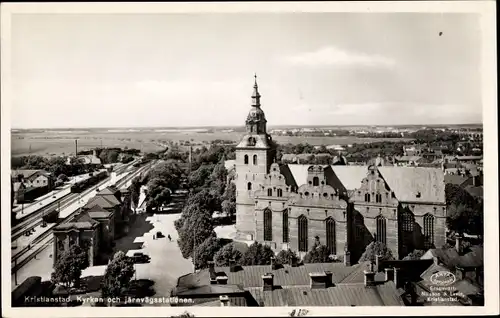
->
[11, 160, 155, 273]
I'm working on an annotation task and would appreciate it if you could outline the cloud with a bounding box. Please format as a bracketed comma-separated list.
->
[283, 46, 396, 68]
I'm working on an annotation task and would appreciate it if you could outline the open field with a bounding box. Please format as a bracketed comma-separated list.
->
[11, 130, 413, 157]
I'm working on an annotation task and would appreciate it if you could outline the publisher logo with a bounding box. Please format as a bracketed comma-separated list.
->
[430, 271, 456, 286]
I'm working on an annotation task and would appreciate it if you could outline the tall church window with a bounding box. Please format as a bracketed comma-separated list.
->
[325, 217, 336, 255]
[401, 210, 414, 232]
[423, 214, 435, 248]
[313, 177, 319, 186]
[253, 155, 258, 165]
[244, 155, 249, 165]
[247, 182, 252, 190]
[298, 215, 308, 252]
[277, 189, 283, 197]
[264, 209, 272, 241]
[283, 209, 289, 243]
[376, 194, 382, 203]
[365, 193, 371, 202]
[376, 215, 387, 245]
[267, 188, 272, 196]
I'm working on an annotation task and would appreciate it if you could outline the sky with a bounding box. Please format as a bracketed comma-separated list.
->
[9, 12, 483, 128]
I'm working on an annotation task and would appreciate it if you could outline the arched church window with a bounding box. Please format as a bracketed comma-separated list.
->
[423, 214, 435, 249]
[376, 215, 387, 245]
[298, 215, 308, 252]
[326, 217, 336, 255]
[267, 188, 273, 196]
[277, 189, 283, 197]
[313, 177, 319, 186]
[244, 155, 249, 165]
[247, 182, 252, 190]
[253, 155, 258, 165]
[282, 209, 289, 243]
[401, 210, 414, 232]
[365, 193, 371, 202]
[264, 209, 272, 241]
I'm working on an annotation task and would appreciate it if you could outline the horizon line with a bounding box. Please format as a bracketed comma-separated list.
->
[11, 123, 484, 130]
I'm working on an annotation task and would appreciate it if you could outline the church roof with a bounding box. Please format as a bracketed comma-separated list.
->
[330, 166, 368, 191]
[378, 167, 445, 204]
[236, 134, 272, 149]
[285, 164, 310, 187]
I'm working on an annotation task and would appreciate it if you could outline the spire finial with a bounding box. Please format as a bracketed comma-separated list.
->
[254, 73, 258, 86]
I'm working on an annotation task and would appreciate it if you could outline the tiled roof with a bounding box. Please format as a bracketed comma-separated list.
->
[87, 195, 120, 208]
[427, 246, 483, 269]
[456, 156, 482, 161]
[99, 186, 120, 196]
[193, 296, 249, 307]
[213, 263, 359, 288]
[339, 262, 386, 284]
[377, 167, 445, 203]
[236, 134, 272, 149]
[464, 185, 483, 199]
[54, 221, 96, 231]
[88, 211, 113, 219]
[444, 174, 468, 186]
[11, 169, 49, 180]
[247, 282, 403, 306]
[330, 166, 368, 191]
[395, 156, 423, 162]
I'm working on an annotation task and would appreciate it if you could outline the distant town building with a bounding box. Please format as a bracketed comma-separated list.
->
[11, 169, 53, 189]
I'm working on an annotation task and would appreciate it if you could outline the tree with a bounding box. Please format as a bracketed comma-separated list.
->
[275, 249, 299, 265]
[403, 249, 426, 260]
[149, 161, 183, 192]
[358, 241, 394, 263]
[146, 178, 172, 211]
[214, 243, 243, 266]
[107, 150, 119, 163]
[129, 176, 142, 206]
[193, 235, 228, 269]
[303, 244, 334, 264]
[188, 164, 215, 191]
[51, 244, 89, 290]
[221, 182, 236, 218]
[241, 242, 275, 266]
[101, 251, 135, 301]
[58, 174, 69, 182]
[178, 210, 215, 259]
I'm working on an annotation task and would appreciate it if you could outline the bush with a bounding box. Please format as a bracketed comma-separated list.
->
[275, 249, 298, 265]
[303, 244, 334, 264]
[241, 242, 275, 266]
[358, 241, 394, 263]
[214, 243, 243, 266]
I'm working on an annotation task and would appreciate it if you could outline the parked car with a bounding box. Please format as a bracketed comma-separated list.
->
[132, 252, 150, 264]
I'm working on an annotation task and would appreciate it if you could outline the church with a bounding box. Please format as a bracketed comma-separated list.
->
[233, 75, 447, 262]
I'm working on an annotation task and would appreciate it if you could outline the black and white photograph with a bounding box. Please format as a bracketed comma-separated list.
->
[1, 2, 497, 317]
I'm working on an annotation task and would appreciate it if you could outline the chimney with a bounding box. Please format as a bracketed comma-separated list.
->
[219, 295, 230, 307]
[271, 256, 278, 270]
[309, 272, 328, 289]
[455, 234, 463, 255]
[344, 250, 351, 266]
[229, 258, 237, 272]
[455, 266, 465, 281]
[375, 255, 381, 272]
[385, 268, 394, 282]
[216, 275, 228, 285]
[324, 271, 333, 288]
[289, 255, 298, 267]
[262, 273, 274, 291]
[394, 267, 401, 288]
[363, 270, 376, 287]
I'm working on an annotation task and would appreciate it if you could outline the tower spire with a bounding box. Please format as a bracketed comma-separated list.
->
[252, 73, 261, 107]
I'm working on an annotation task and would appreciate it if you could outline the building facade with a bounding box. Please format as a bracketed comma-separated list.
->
[234, 76, 447, 261]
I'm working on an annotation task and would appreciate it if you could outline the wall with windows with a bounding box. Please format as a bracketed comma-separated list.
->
[235, 148, 274, 238]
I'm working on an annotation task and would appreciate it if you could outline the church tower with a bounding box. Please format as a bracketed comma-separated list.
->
[235, 75, 276, 240]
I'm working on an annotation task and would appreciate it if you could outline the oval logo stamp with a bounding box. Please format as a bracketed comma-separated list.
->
[430, 271, 456, 286]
